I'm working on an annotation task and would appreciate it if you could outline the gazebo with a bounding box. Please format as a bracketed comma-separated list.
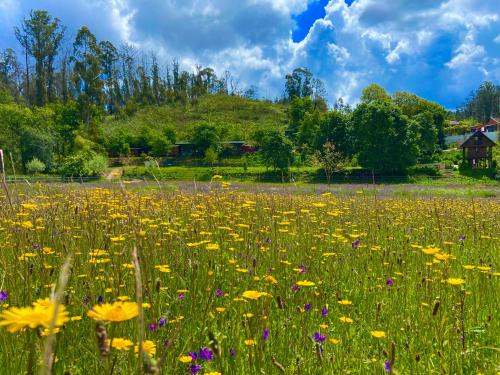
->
[460, 130, 496, 168]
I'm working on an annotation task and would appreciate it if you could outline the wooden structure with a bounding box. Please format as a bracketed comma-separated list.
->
[460, 130, 496, 168]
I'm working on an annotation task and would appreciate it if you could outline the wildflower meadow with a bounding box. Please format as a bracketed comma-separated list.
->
[0, 183, 498, 374]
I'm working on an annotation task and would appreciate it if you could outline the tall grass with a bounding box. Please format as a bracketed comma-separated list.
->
[0, 183, 498, 374]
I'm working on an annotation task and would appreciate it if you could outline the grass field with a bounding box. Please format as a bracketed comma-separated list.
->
[0, 182, 498, 374]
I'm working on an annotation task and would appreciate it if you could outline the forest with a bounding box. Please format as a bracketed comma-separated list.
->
[0, 10, 499, 178]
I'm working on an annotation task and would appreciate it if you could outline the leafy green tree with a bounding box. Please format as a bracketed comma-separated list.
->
[458, 81, 499, 123]
[190, 123, 221, 157]
[314, 110, 352, 157]
[15, 10, 65, 106]
[288, 96, 314, 141]
[255, 130, 294, 172]
[26, 157, 46, 174]
[360, 84, 391, 104]
[99, 40, 119, 113]
[413, 111, 438, 162]
[72, 26, 103, 129]
[353, 100, 418, 173]
[393, 91, 446, 150]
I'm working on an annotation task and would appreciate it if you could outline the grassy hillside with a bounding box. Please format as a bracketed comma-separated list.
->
[102, 95, 288, 142]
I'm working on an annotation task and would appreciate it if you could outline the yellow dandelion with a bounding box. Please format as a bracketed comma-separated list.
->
[242, 290, 270, 300]
[338, 299, 352, 305]
[244, 339, 256, 346]
[370, 330, 386, 339]
[87, 301, 138, 322]
[178, 355, 193, 363]
[134, 340, 156, 357]
[107, 338, 133, 351]
[296, 280, 315, 287]
[446, 278, 465, 286]
[339, 316, 353, 324]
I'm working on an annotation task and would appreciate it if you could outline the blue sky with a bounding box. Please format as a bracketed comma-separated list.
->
[0, 0, 498, 108]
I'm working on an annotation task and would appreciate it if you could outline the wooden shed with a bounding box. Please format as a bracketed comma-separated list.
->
[460, 130, 496, 168]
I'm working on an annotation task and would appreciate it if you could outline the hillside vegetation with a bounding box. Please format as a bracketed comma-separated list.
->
[102, 95, 288, 142]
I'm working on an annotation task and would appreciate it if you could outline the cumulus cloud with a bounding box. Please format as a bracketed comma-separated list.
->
[0, 0, 498, 107]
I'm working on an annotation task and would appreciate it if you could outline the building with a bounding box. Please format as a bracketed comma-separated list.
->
[471, 117, 500, 133]
[460, 130, 496, 168]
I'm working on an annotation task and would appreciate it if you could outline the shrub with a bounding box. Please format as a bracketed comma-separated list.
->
[59, 152, 107, 177]
[25, 158, 46, 174]
[86, 154, 108, 176]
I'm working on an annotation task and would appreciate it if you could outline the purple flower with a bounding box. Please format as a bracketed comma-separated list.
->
[304, 303, 312, 311]
[313, 332, 326, 343]
[458, 235, 465, 241]
[298, 265, 306, 274]
[262, 328, 270, 341]
[189, 364, 202, 374]
[292, 284, 299, 292]
[0, 291, 8, 302]
[386, 278, 394, 286]
[148, 323, 157, 332]
[384, 360, 391, 372]
[178, 293, 184, 300]
[32, 244, 41, 249]
[321, 308, 328, 316]
[216, 289, 223, 297]
[97, 295, 104, 303]
[265, 238, 272, 243]
[352, 239, 360, 249]
[159, 316, 166, 326]
[199, 347, 213, 361]
[229, 348, 236, 357]
[188, 352, 197, 362]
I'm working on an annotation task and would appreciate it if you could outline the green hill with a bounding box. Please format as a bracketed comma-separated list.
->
[102, 95, 288, 142]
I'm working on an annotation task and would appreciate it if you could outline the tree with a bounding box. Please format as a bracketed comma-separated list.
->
[72, 26, 103, 129]
[255, 130, 294, 173]
[315, 142, 347, 184]
[15, 10, 65, 106]
[393, 91, 446, 151]
[190, 123, 221, 157]
[314, 110, 352, 157]
[285, 68, 312, 100]
[288, 96, 314, 140]
[99, 40, 119, 113]
[353, 100, 418, 173]
[360, 84, 390, 104]
[457, 81, 500, 123]
[413, 111, 438, 162]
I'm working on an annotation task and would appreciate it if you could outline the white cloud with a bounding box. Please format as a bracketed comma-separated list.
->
[0, 0, 498, 108]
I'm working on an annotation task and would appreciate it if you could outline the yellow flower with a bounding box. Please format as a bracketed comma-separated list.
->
[338, 299, 352, 305]
[215, 307, 225, 313]
[329, 338, 340, 345]
[0, 300, 69, 333]
[242, 290, 270, 300]
[87, 302, 138, 322]
[41, 327, 61, 336]
[264, 275, 278, 284]
[107, 338, 133, 351]
[205, 372, 222, 375]
[206, 243, 220, 251]
[339, 316, 353, 324]
[178, 355, 193, 363]
[296, 280, 315, 287]
[370, 330, 386, 339]
[134, 340, 156, 357]
[446, 278, 465, 286]
[243, 313, 254, 318]
[212, 175, 223, 179]
[244, 339, 256, 346]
